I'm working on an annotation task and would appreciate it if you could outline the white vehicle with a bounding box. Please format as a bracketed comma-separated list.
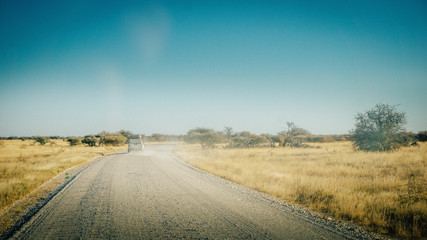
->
[128, 134, 144, 152]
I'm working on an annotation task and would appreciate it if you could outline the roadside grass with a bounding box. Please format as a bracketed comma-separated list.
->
[174, 142, 427, 239]
[0, 139, 126, 211]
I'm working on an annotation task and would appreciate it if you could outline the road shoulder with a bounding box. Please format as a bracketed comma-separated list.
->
[0, 153, 116, 240]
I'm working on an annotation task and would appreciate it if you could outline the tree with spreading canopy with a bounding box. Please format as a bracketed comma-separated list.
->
[349, 103, 407, 151]
[184, 128, 222, 149]
[82, 135, 97, 147]
[33, 136, 48, 145]
[279, 122, 310, 147]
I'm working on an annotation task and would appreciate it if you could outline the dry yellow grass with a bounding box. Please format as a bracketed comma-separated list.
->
[174, 141, 427, 239]
[0, 139, 126, 211]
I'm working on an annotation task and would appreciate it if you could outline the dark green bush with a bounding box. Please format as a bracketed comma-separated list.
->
[349, 104, 407, 151]
[396, 132, 417, 146]
[416, 131, 427, 142]
[82, 135, 98, 147]
[34, 136, 48, 145]
[67, 137, 81, 146]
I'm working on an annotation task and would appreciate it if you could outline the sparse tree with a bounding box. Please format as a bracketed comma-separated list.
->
[224, 126, 233, 147]
[231, 131, 267, 148]
[262, 134, 277, 147]
[118, 130, 132, 143]
[34, 136, 48, 145]
[184, 128, 222, 149]
[82, 135, 97, 147]
[102, 134, 127, 146]
[96, 131, 108, 146]
[280, 122, 310, 147]
[96, 131, 126, 146]
[269, 135, 283, 147]
[349, 103, 407, 151]
[67, 137, 80, 146]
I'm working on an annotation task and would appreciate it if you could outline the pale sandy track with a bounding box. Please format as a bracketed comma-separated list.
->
[11, 144, 371, 240]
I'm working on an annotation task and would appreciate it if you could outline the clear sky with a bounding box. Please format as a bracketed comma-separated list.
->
[1, 0, 426, 137]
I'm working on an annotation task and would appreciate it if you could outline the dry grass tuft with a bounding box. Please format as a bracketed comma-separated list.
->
[0, 139, 126, 211]
[174, 141, 427, 239]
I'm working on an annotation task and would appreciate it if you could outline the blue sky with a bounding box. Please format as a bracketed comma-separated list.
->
[1, 0, 426, 136]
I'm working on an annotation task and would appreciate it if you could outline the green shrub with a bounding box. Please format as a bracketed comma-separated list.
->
[33, 136, 48, 145]
[230, 132, 267, 148]
[101, 134, 127, 146]
[82, 135, 98, 147]
[279, 122, 310, 148]
[417, 131, 427, 142]
[349, 104, 407, 151]
[118, 130, 132, 143]
[396, 132, 417, 146]
[67, 137, 81, 146]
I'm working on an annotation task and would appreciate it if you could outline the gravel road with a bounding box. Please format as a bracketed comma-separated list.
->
[11, 144, 378, 240]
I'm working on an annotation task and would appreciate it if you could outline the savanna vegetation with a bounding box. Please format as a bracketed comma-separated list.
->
[175, 141, 426, 239]
[0, 132, 128, 211]
[350, 104, 413, 151]
[1, 104, 425, 238]
[0, 129, 180, 212]
[175, 104, 426, 238]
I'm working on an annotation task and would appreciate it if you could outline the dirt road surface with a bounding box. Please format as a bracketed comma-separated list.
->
[11, 144, 365, 239]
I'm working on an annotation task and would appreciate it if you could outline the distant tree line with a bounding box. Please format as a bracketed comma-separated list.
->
[182, 123, 345, 149]
[144, 134, 184, 142]
[0, 136, 64, 140]
[0, 130, 133, 147]
[0, 131, 185, 146]
[1, 104, 425, 152]
[183, 104, 424, 152]
[66, 130, 131, 147]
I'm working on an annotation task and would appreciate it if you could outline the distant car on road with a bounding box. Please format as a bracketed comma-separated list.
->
[128, 134, 144, 152]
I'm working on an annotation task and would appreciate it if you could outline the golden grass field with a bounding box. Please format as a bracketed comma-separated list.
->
[0, 139, 126, 211]
[175, 141, 426, 239]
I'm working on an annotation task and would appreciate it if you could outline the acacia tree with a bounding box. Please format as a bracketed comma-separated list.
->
[82, 135, 97, 147]
[280, 122, 310, 147]
[231, 131, 267, 148]
[223, 126, 233, 147]
[103, 134, 127, 146]
[67, 137, 80, 146]
[184, 128, 221, 149]
[34, 136, 48, 145]
[118, 130, 132, 143]
[349, 103, 407, 151]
